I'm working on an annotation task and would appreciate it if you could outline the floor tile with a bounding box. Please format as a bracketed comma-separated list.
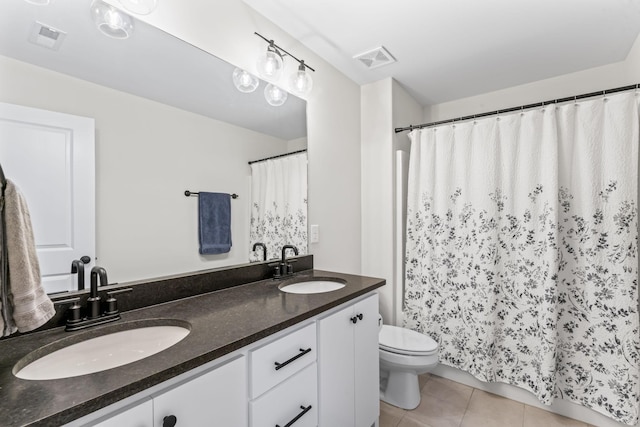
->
[460, 389, 524, 427]
[380, 401, 406, 427]
[419, 372, 431, 391]
[421, 375, 473, 409]
[403, 393, 467, 427]
[523, 405, 589, 427]
[397, 416, 436, 427]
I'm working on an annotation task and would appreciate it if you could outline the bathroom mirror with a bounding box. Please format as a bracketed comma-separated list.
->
[0, 0, 308, 290]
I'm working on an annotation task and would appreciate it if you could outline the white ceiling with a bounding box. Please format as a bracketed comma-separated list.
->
[243, 0, 640, 106]
[0, 0, 307, 140]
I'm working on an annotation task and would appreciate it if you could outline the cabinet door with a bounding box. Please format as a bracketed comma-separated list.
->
[317, 302, 356, 426]
[153, 356, 247, 427]
[354, 294, 380, 427]
[92, 399, 152, 427]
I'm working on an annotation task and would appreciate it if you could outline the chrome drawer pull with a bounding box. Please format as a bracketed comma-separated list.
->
[275, 405, 312, 427]
[274, 348, 312, 371]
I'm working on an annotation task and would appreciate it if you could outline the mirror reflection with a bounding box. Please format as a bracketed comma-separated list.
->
[0, 0, 308, 293]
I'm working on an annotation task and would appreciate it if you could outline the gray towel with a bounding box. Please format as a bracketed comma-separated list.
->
[198, 192, 232, 255]
[2, 180, 54, 334]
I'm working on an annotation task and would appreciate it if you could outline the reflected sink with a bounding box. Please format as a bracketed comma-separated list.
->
[15, 320, 190, 380]
[278, 277, 346, 294]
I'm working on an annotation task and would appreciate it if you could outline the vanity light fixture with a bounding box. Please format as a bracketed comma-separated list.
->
[90, 0, 134, 40]
[118, 0, 158, 15]
[254, 32, 315, 100]
[232, 68, 259, 93]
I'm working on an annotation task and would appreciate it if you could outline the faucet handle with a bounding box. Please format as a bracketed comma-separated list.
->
[104, 288, 132, 316]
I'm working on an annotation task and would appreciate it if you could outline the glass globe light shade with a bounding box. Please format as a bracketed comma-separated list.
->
[256, 46, 284, 80]
[118, 0, 158, 15]
[264, 83, 288, 107]
[91, 0, 134, 39]
[288, 64, 313, 96]
[232, 68, 259, 93]
[24, 0, 54, 5]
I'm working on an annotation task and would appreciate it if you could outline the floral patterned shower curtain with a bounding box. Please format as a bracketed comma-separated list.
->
[403, 91, 640, 424]
[249, 152, 307, 262]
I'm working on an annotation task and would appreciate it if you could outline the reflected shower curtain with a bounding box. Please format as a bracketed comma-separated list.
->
[249, 152, 307, 261]
[403, 91, 640, 424]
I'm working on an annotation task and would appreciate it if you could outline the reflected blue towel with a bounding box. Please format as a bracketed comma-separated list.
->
[198, 192, 232, 255]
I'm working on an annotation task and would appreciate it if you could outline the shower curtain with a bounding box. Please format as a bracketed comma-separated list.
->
[403, 91, 640, 424]
[249, 152, 307, 261]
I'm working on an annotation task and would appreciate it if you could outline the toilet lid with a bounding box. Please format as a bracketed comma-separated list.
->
[379, 325, 438, 355]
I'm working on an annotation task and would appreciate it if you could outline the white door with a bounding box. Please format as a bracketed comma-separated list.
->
[354, 294, 380, 427]
[0, 102, 95, 294]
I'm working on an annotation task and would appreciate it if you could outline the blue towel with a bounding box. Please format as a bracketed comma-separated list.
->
[198, 192, 232, 255]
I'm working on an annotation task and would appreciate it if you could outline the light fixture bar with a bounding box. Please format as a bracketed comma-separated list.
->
[254, 32, 315, 73]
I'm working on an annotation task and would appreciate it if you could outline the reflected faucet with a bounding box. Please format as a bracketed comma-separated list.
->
[280, 245, 299, 276]
[88, 267, 108, 319]
[253, 242, 267, 261]
[70, 259, 85, 291]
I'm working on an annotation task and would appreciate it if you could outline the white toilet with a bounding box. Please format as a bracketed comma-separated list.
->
[378, 317, 439, 410]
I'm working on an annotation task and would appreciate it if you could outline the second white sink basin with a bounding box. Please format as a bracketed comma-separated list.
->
[279, 278, 346, 294]
[15, 322, 190, 380]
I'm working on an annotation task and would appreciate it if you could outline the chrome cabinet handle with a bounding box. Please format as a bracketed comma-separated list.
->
[275, 405, 312, 427]
[274, 348, 312, 371]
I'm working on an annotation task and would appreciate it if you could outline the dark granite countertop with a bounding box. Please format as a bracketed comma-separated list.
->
[0, 269, 384, 427]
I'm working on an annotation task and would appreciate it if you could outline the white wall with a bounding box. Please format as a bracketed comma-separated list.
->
[0, 55, 288, 283]
[425, 32, 640, 123]
[125, 0, 362, 274]
[361, 78, 422, 324]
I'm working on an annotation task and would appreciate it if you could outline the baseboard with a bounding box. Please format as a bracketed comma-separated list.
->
[431, 364, 636, 427]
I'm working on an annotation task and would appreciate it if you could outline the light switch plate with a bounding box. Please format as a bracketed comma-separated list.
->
[310, 224, 319, 243]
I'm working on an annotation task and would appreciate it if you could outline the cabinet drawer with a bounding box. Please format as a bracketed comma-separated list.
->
[250, 322, 316, 398]
[250, 363, 317, 427]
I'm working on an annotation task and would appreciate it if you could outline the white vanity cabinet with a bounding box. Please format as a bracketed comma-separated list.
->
[249, 322, 318, 427]
[82, 356, 247, 427]
[318, 293, 380, 427]
[152, 355, 247, 427]
[92, 399, 152, 427]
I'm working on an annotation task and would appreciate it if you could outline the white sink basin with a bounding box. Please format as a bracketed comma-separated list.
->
[15, 323, 190, 380]
[279, 278, 346, 294]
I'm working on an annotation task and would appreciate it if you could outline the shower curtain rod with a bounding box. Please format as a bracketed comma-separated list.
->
[248, 149, 307, 165]
[394, 83, 640, 133]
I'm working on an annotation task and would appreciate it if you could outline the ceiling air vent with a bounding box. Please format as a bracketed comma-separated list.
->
[353, 46, 396, 69]
[28, 21, 66, 51]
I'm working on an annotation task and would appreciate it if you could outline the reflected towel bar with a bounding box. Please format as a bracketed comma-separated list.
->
[184, 190, 238, 199]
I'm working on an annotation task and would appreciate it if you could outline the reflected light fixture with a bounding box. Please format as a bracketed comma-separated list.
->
[24, 0, 54, 5]
[118, 0, 158, 15]
[91, 0, 134, 39]
[254, 32, 315, 103]
[264, 83, 288, 107]
[232, 68, 259, 93]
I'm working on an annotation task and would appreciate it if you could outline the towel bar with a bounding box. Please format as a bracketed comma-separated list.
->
[184, 190, 238, 199]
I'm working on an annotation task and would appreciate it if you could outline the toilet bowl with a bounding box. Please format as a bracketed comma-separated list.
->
[379, 319, 438, 410]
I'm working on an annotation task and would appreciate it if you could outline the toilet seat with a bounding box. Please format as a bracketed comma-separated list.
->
[379, 325, 438, 356]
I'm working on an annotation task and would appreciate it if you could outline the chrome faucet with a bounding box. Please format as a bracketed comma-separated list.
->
[70, 259, 85, 291]
[88, 266, 108, 319]
[252, 242, 267, 261]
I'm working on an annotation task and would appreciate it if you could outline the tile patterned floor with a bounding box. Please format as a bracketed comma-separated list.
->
[379, 374, 598, 427]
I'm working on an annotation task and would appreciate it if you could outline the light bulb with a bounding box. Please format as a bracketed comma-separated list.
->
[256, 45, 283, 80]
[91, 0, 134, 39]
[232, 68, 259, 93]
[288, 63, 313, 96]
[264, 83, 288, 107]
[118, 0, 158, 15]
